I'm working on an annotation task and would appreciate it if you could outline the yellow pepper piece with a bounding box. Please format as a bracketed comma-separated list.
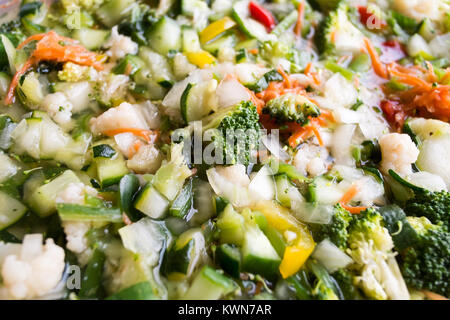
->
[185, 51, 216, 68]
[199, 16, 236, 44]
[252, 200, 315, 278]
[279, 243, 315, 279]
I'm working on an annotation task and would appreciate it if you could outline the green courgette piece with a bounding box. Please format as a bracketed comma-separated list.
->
[213, 196, 229, 215]
[270, 10, 298, 37]
[78, 249, 106, 299]
[169, 178, 193, 219]
[183, 265, 236, 300]
[388, 169, 426, 192]
[119, 174, 142, 222]
[57, 204, 122, 223]
[106, 282, 157, 300]
[241, 224, 281, 280]
[93, 144, 117, 159]
[216, 244, 241, 278]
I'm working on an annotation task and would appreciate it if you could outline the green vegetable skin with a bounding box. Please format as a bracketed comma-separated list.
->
[0, 0, 449, 302]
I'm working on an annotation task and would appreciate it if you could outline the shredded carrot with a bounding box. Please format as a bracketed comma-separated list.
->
[277, 66, 292, 89]
[425, 61, 438, 83]
[246, 87, 265, 114]
[294, 2, 304, 37]
[5, 59, 35, 105]
[249, 48, 259, 55]
[304, 62, 313, 76]
[385, 62, 450, 122]
[128, 140, 144, 157]
[288, 126, 312, 148]
[364, 38, 388, 79]
[103, 128, 159, 144]
[341, 204, 368, 214]
[339, 183, 360, 204]
[5, 31, 104, 105]
[387, 63, 431, 89]
[331, 30, 337, 44]
[310, 122, 323, 146]
[338, 183, 368, 214]
[312, 73, 321, 85]
[422, 290, 448, 300]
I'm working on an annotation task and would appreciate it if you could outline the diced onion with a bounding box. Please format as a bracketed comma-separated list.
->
[261, 134, 290, 161]
[216, 76, 250, 109]
[248, 165, 276, 202]
[312, 239, 353, 273]
[291, 202, 335, 224]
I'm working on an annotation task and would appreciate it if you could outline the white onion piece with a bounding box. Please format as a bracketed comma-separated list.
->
[331, 124, 356, 166]
[261, 134, 290, 161]
[332, 107, 360, 124]
[114, 132, 137, 158]
[206, 167, 250, 207]
[248, 165, 275, 201]
[408, 171, 447, 192]
[216, 76, 250, 109]
[291, 202, 335, 224]
[312, 239, 353, 273]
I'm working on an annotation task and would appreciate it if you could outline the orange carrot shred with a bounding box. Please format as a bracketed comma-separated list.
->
[364, 38, 388, 79]
[304, 62, 313, 76]
[341, 204, 368, 214]
[422, 290, 448, 300]
[294, 2, 304, 37]
[339, 184, 360, 204]
[5, 31, 104, 105]
[103, 128, 159, 144]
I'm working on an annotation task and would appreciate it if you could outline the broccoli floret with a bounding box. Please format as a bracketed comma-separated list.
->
[311, 204, 353, 251]
[262, 93, 321, 125]
[258, 40, 307, 73]
[398, 217, 450, 297]
[310, 0, 343, 13]
[347, 208, 410, 300]
[202, 101, 261, 166]
[403, 190, 450, 230]
[315, 3, 364, 56]
[0, 19, 25, 46]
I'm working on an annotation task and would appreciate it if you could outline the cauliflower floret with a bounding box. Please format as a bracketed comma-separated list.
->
[379, 133, 419, 176]
[0, 234, 65, 300]
[55, 182, 98, 205]
[294, 144, 330, 177]
[61, 0, 104, 12]
[95, 73, 130, 107]
[126, 144, 164, 174]
[104, 26, 138, 61]
[62, 221, 91, 256]
[41, 92, 73, 129]
[55, 183, 97, 264]
[89, 102, 149, 135]
[58, 62, 97, 82]
[393, 0, 445, 22]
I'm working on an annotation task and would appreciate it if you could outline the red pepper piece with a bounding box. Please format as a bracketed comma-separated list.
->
[249, 1, 276, 32]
